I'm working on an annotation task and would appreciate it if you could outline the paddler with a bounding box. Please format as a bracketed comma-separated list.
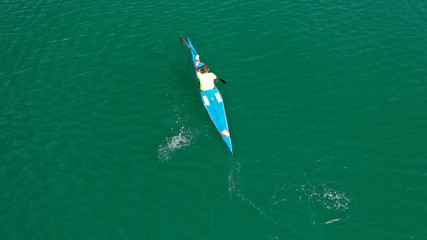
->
[195, 54, 226, 91]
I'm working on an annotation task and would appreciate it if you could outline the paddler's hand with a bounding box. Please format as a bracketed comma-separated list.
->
[196, 55, 200, 61]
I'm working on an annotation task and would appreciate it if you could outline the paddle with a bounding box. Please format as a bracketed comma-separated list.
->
[180, 36, 227, 84]
[216, 78, 227, 84]
[180, 36, 197, 55]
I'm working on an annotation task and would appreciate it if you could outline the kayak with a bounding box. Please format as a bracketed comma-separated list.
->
[186, 38, 233, 153]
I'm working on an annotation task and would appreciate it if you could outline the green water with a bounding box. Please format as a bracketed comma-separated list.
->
[1, 1, 426, 239]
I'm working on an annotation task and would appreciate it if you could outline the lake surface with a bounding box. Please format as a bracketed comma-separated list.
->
[1, 1, 426, 239]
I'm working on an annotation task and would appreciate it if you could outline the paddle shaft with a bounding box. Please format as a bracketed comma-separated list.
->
[180, 36, 227, 84]
[180, 36, 197, 56]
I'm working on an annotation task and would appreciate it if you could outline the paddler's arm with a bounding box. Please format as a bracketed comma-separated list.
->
[195, 55, 200, 69]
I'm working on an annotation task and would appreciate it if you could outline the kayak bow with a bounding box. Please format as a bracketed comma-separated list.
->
[185, 37, 233, 153]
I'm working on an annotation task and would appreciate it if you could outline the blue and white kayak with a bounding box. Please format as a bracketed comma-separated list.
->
[186, 38, 233, 153]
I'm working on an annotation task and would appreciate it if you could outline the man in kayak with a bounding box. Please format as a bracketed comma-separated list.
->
[195, 54, 226, 91]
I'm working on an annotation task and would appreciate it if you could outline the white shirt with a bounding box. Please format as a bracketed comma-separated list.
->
[197, 72, 216, 91]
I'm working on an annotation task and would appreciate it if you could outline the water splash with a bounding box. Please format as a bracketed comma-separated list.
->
[271, 182, 352, 225]
[297, 183, 351, 212]
[157, 127, 192, 161]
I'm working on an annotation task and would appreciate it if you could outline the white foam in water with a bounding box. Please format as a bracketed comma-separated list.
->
[325, 218, 342, 224]
[303, 184, 351, 212]
[228, 162, 244, 198]
[157, 127, 192, 161]
[271, 182, 352, 225]
[284, 183, 351, 212]
[228, 161, 276, 225]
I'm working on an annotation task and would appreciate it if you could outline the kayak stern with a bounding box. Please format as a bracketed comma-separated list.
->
[223, 136, 233, 154]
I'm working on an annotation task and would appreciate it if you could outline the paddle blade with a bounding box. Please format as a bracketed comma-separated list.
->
[217, 78, 226, 84]
[180, 36, 190, 48]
